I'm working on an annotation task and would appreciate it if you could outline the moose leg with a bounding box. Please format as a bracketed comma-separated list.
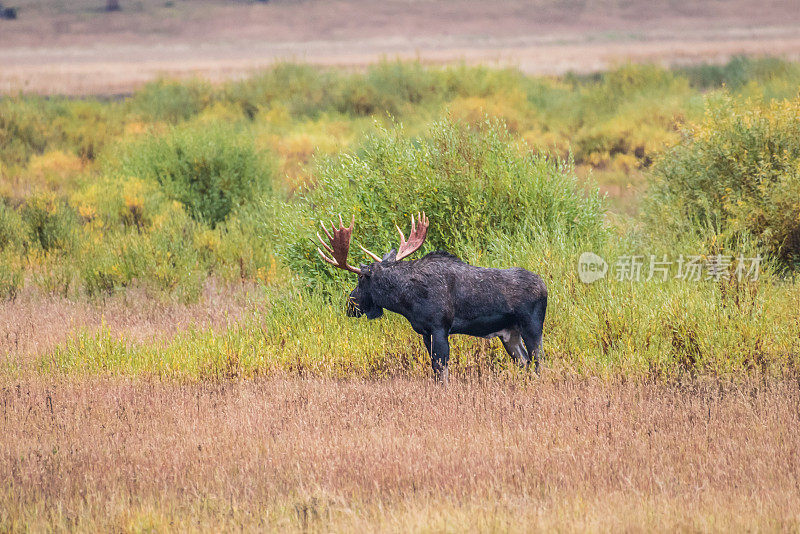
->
[520, 300, 547, 374]
[422, 334, 432, 356]
[430, 330, 450, 384]
[520, 325, 543, 374]
[500, 329, 529, 368]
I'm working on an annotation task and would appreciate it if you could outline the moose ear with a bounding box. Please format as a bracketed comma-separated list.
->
[382, 249, 397, 262]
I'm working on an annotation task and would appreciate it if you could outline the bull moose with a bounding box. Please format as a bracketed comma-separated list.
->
[317, 213, 548, 383]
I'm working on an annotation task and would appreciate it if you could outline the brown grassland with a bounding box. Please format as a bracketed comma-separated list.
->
[3, 375, 800, 531]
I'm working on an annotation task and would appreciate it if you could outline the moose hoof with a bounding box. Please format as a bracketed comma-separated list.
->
[434, 367, 449, 385]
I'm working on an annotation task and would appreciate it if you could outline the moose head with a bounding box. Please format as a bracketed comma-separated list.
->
[316, 213, 429, 320]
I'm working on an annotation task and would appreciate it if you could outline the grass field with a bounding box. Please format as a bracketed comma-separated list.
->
[4, 377, 800, 531]
[3, 56, 800, 530]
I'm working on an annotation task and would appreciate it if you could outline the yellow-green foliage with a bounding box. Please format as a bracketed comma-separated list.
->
[0, 97, 125, 168]
[19, 192, 78, 253]
[41, 250, 800, 379]
[679, 55, 800, 93]
[129, 78, 214, 123]
[3, 59, 800, 378]
[0, 202, 24, 251]
[278, 119, 604, 286]
[0, 248, 23, 300]
[111, 121, 274, 227]
[648, 94, 800, 269]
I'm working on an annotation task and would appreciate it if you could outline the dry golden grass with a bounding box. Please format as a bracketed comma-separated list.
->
[2, 375, 799, 531]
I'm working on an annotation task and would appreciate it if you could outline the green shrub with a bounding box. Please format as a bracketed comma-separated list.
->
[0, 98, 52, 167]
[79, 231, 143, 297]
[78, 206, 204, 300]
[113, 123, 275, 227]
[73, 176, 169, 232]
[647, 94, 800, 269]
[0, 202, 25, 251]
[336, 62, 534, 118]
[20, 193, 77, 252]
[572, 98, 686, 168]
[229, 62, 449, 120]
[366, 61, 442, 104]
[679, 56, 800, 90]
[442, 65, 531, 100]
[276, 119, 605, 285]
[225, 64, 342, 120]
[0, 97, 124, 167]
[597, 64, 684, 100]
[226, 61, 531, 121]
[336, 78, 390, 117]
[129, 79, 214, 123]
[145, 212, 204, 300]
[50, 100, 123, 161]
[335, 60, 445, 116]
[32, 259, 75, 298]
[0, 250, 23, 301]
[194, 206, 277, 283]
[567, 64, 689, 121]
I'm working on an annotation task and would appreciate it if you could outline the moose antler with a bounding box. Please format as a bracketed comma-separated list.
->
[317, 215, 362, 274]
[395, 212, 429, 261]
[358, 245, 383, 263]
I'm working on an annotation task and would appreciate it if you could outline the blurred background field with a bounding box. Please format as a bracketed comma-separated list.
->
[4, 0, 800, 94]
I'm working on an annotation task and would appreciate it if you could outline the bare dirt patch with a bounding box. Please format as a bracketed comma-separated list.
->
[2, 0, 800, 95]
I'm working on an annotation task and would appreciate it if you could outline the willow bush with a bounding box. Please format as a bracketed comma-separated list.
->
[647, 94, 800, 270]
[275, 119, 605, 286]
[112, 122, 275, 228]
